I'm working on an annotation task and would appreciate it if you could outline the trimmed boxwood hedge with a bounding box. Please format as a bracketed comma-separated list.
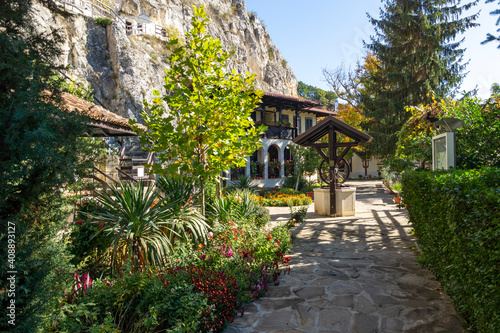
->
[402, 168, 500, 332]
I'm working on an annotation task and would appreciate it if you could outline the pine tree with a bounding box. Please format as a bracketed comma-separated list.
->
[483, 0, 500, 48]
[362, 0, 479, 156]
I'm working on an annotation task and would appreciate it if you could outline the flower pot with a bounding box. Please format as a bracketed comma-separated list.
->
[306, 191, 314, 200]
[394, 196, 402, 204]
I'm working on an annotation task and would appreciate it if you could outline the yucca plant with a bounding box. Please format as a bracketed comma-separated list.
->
[156, 176, 196, 209]
[229, 175, 257, 192]
[231, 189, 259, 221]
[207, 196, 232, 224]
[90, 181, 209, 273]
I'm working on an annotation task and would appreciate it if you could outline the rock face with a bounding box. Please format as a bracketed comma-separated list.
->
[33, 0, 298, 122]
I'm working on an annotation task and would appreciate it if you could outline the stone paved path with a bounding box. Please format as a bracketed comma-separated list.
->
[225, 180, 466, 333]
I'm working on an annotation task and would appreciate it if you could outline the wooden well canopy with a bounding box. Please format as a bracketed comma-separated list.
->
[293, 116, 372, 216]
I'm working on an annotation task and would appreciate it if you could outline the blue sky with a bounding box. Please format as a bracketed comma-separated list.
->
[245, 0, 499, 99]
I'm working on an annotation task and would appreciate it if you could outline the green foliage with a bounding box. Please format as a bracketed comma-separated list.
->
[247, 11, 257, 22]
[90, 181, 209, 272]
[229, 174, 257, 191]
[133, 5, 264, 214]
[297, 81, 337, 109]
[289, 205, 308, 225]
[207, 189, 265, 226]
[492, 82, 500, 96]
[69, 200, 113, 276]
[250, 160, 265, 178]
[267, 46, 274, 60]
[289, 145, 321, 191]
[95, 17, 113, 28]
[363, 0, 479, 156]
[444, 95, 500, 169]
[396, 94, 500, 170]
[0, 1, 102, 330]
[402, 168, 500, 332]
[156, 175, 196, 210]
[283, 175, 308, 192]
[483, 0, 500, 48]
[46, 268, 214, 332]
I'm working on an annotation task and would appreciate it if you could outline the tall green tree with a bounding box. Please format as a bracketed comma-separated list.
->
[492, 82, 500, 95]
[483, 0, 500, 47]
[0, 0, 99, 330]
[133, 6, 264, 215]
[362, 0, 479, 156]
[297, 81, 337, 110]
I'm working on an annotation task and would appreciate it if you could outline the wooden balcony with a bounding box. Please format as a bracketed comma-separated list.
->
[262, 125, 297, 140]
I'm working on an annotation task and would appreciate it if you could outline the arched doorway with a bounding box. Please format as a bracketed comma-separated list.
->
[268, 145, 280, 179]
[251, 148, 265, 179]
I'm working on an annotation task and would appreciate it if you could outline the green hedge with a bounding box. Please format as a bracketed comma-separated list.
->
[402, 168, 500, 332]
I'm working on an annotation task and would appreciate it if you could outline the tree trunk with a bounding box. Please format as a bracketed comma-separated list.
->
[200, 177, 205, 216]
[294, 170, 301, 191]
[217, 175, 222, 197]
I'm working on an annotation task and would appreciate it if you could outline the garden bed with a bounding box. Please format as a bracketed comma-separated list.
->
[46, 184, 307, 332]
[252, 189, 313, 207]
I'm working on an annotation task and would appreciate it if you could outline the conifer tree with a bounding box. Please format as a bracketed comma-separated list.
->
[362, 0, 479, 156]
[483, 0, 500, 47]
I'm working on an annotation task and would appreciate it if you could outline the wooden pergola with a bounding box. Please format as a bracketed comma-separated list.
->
[293, 116, 372, 216]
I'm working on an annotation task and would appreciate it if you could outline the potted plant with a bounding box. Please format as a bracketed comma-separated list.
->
[304, 184, 315, 200]
[391, 182, 402, 203]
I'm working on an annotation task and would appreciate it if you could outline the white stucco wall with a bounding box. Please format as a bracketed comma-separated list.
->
[350, 154, 383, 179]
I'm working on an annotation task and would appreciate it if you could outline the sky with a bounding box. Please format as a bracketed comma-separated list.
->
[245, 0, 499, 99]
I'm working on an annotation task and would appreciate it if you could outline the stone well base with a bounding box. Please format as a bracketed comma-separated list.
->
[313, 187, 356, 217]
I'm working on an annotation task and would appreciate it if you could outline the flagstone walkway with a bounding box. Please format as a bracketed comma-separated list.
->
[224, 180, 466, 333]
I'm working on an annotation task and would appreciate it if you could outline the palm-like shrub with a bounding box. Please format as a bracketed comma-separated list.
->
[156, 176, 195, 209]
[207, 189, 261, 224]
[207, 196, 232, 223]
[91, 181, 209, 272]
[229, 175, 257, 191]
[232, 189, 259, 221]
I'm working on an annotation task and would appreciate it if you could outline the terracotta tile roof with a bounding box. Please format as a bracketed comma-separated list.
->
[263, 91, 322, 106]
[44, 91, 146, 136]
[308, 107, 338, 116]
[60, 92, 146, 130]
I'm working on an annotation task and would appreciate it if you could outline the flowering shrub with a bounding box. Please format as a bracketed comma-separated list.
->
[163, 265, 239, 331]
[230, 166, 246, 180]
[268, 159, 282, 178]
[250, 161, 265, 178]
[289, 205, 309, 224]
[48, 187, 296, 332]
[284, 159, 295, 176]
[252, 190, 312, 207]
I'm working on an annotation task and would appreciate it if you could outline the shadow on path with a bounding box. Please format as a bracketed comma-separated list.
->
[225, 180, 466, 333]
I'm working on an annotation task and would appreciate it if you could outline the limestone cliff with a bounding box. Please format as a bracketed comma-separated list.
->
[33, 0, 298, 122]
